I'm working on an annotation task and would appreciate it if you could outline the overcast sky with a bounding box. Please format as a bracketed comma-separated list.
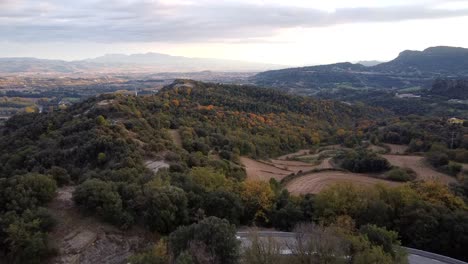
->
[1, 0, 468, 65]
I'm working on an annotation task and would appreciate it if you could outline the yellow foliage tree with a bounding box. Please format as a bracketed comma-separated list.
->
[241, 181, 274, 223]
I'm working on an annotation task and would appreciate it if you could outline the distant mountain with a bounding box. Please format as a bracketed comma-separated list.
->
[356, 60, 384, 67]
[373, 46, 468, 75]
[0, 53, 284, 74]
[252, 46, 468, 94]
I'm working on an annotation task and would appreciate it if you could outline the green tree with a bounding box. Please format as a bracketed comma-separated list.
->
[169, 217, 240, 264]
[143, 186, 188, 234]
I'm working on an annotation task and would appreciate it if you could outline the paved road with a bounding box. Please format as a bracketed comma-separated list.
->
[237, 231, 467, 264]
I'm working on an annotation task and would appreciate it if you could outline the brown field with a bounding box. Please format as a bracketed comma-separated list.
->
[385, 144, 408, 154]
[241, 156, 334, 182]
[240, 157, 292, 181]
[286, 171, 399, 195]
[382, 154, 456, 184]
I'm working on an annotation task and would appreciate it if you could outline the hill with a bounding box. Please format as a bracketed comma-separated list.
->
[0, 53, 283, 75]
[0, 80, 387, 262]
[1, 80, 468, 263]
[252, 46, 468, 94]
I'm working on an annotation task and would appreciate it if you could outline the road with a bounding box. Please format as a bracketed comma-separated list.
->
[236, 231, 467, 264]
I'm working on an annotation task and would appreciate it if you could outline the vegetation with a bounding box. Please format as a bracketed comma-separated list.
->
[0, 80, 384, 262]
[314, 182, 468, 260]
[1, 80, 468, 263]
[336, 149, 391, 173]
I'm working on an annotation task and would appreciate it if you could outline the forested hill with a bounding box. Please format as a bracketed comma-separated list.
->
[0, 79, 388, 262]
[252, 46, 468, 93]
[0, 79, 387, 178]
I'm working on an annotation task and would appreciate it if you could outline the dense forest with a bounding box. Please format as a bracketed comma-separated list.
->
[0, 80, 467, 263]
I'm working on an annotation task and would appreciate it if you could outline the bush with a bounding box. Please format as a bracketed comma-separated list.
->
[73, 179, 131, 227]
[46, 166, 71, 186]
[385, 168, 416, 182]
[426, 151, 449, 167]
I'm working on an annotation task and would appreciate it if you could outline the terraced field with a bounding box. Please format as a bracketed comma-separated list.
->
[241, 157, 331, 181]
[286, 171, 400, 195]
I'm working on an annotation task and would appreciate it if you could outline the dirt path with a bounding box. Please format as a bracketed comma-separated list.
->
[276, 149, 311, 160]
[385, 144, 408, 154]
[48, 187, 151, 264]
[286, 171, 400, 195]
[169, 129, 183, 148]
[382, 155, 456, 184]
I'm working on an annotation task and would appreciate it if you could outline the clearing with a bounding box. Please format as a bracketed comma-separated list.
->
[286, 171, 400, 195]
[382, 154, 456, 184]
[169, 129, 183, 148]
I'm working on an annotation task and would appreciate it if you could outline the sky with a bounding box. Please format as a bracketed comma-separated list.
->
[1, 0, 468, 66]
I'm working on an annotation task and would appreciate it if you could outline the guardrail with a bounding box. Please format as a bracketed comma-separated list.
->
[404, 247, 467, 264]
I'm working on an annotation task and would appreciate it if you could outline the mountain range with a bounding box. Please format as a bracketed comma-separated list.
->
[0, 53, 284, 74]
[252, 46, 468, 94]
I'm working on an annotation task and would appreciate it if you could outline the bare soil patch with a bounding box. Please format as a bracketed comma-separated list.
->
[145, 160, 170, 173]
[382, 154, 455, 184]
[286, 171, 399, 195]
[385, 144, 408, 154]
[48, 187, 152, 264]
[169, 129, 183, 148]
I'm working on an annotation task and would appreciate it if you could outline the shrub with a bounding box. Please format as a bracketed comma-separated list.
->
[385, 168, 416, 182]
[426, 151, 449, 167]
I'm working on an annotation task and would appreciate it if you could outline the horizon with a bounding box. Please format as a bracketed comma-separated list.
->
[2, 45, 466, 69]
[2, 0, 468, 66]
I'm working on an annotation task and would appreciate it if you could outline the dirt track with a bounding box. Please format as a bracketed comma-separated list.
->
[286, 171, 399, 195]
[385, 144, 408, 154]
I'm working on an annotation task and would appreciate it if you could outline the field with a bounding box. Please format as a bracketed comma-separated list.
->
[285, 171, 400, 195]
[382, 154, 456, 184]
[241, 143, 457, 195]
[240, 157, 294, 181]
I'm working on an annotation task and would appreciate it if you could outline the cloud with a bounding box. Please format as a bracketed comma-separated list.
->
[1, 0, 468, 43]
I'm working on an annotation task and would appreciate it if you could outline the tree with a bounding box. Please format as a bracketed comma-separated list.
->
[240, 181, 274, 224]
[291, 223, 349, 264]
[169, 217, 239, 264]
[242, 230, 283, 264]
[73, 179, 130, 227]
[202, 190, 243, 226]
[143, 186, 188, 234]
[190, 167, 226, 192]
